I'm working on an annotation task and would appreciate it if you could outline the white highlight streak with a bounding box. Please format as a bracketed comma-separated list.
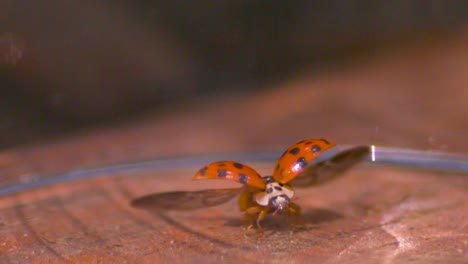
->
[371, 145, 376, 162]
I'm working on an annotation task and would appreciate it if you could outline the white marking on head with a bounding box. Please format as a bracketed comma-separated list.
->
[254, 182, 294, 211]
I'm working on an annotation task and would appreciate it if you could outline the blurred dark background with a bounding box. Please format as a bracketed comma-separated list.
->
[0, 1, 467, 149]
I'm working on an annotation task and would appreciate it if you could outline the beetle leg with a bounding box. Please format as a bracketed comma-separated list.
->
[242, 212, 255, 228]
[244, 206, 261, 230]
[244, 205, 268, 233]
[245, 205, 265, 229]
[255, 207, 269, 233]
[288, 202, 301, 224]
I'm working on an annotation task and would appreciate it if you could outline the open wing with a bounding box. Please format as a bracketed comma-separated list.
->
[272, 139, 336, 184]
[193, 161, 266, 190]
[130, 188, 243, 211]
[291, 145, 370, 187]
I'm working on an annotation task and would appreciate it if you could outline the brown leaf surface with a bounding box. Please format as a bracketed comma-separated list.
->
[0, 34, 467, 263]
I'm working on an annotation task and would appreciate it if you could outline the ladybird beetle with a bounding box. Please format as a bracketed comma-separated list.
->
[131, 139, 369, 232]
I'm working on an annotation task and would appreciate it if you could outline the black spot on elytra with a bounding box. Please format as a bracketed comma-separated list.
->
[274, 186, 282, 191]
[280, 168, 285, 175]
[233, 162, 243, 169]
[311, 145, 321, 153]
[295, 157, 307, 168]
[238, 173, 248, 184]
[289, 147, 300, 155]
[217, 169, 227, 177]
[218, 163, 226, 167]
[263, 176, 274, 184]
[199, 167, 207, 176]
[321, 138, 330, 144]
[275, 164, 280, 171]
[266, 187, 273, 194]
[305, 141, 313, 145]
